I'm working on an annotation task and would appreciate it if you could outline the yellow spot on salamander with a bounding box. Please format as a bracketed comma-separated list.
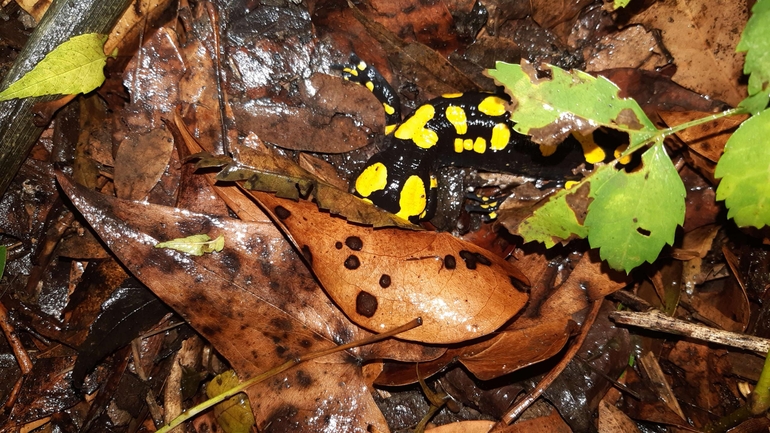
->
[394, 105, 438, 149]
[478, 96, 507, 116]
[565, 180, 579, 189]
[463, 139, 474, 151]
[355, 162, 388, 198]
[357, 61, 367, 70]
[430, 175, 438, 189]
[442, 92, 463, 98]
[490, 123, 510, 150]
[539, 144, 557, 157]
[473, 137, 487, 153]
[454, 138, 463, 153]
[614, 144, 631, 165]
[365, 81, 374, 91]
[385, 124, 397, 135]
[383, 103, 395, 115]
[343, 67, 358, 77]
[572, 131, 606, 164]
[396, 175, 426, 220]
[445, 105, 468, 135]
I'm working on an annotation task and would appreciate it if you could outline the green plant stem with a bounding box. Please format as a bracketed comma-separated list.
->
[703, 349, 770, 433]
[155, 318, 422, 433]
[622, 107, 747, 157]
[750, 349, 770, 414]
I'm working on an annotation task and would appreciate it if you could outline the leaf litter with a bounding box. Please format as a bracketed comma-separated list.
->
[1, 0, 769, 432]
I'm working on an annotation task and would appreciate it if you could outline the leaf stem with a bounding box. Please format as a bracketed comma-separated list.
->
[155, 318, 422, 432]
[623, 107, 747, 156]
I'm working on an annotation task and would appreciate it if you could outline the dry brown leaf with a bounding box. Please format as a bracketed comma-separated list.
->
[584, 25, 664, 72]
[631, 0, 748, 106]
[598, 399, 641, 433]
[113, 128, 174, 201]
[660, 111, 748, 163]
[425, 420, 495, 433]
[57, 175, 445, 432]
[250, 191, 530, 344]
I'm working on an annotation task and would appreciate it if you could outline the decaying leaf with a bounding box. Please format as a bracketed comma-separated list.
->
[155, 234, 224, 256]
[56, 174, 444, 432]
[249, 190, 530, 344]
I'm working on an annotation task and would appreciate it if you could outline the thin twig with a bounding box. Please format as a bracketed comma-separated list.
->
[493, 300, 603, 428]
[610, 309, 770, 353]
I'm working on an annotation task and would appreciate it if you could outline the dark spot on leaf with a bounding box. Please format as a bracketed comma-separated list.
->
[200, 323, 223, 336]
[356, 291, 378, 317]
[276, 345, 288, 356]
[295, 370, 313, 388]
[269, 317, 293, 332]
[345, 236, 363, 251]
[344, 255, 360, 270]
[614, 107, 644, 130]
[219, 251, 241, 275]
[637, 227, 651, 236]
[265, 404, 299, 432]
[475, 253, 491, 266]
[299, 339, 312, 348]
[301, 245, 313, 265]
[510, 275, 529, 293]
[274, 205, 291, 220]
[379, 274, 391, 288]
[444, 254, 456, 269]
[335, 241, 343, 249]
[459, 250, 477, 270]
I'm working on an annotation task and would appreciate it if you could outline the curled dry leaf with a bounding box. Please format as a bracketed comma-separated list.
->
[249, 190, 530, 344]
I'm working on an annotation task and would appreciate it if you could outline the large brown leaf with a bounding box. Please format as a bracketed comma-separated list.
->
[57, 174, 443, 433]
[250, 191, 530, 344]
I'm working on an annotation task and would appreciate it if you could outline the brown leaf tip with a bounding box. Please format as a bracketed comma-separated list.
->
[356, 291, 378, 318]
[344, 255, 361, 270]
[379, 274, 391, 288]
[344, 236, 363, 251]
[274, 205, 291, 220]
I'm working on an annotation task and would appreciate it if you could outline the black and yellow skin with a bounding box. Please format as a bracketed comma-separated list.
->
[339, 55, 614, 223]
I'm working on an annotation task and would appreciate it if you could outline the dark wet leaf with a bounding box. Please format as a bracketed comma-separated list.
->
[72, 282, 171, 388]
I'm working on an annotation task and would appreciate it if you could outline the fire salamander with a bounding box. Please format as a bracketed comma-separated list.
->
[338, 54, 618, 223]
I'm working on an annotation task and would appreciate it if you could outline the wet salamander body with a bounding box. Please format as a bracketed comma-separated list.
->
[339, 55, 609, 223]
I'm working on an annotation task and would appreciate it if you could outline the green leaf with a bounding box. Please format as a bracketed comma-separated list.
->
[486, 61, 657, 146]
[206, 370, 255, 433]
[715, 108, 770, 228]
[613, 0, 632, 8]
[517, 186, 589, 248]
[736, 0, 770, 115]
[155, 234, 224, 256]
[0, 34, 111, 101]
[585, 143, 686, 272]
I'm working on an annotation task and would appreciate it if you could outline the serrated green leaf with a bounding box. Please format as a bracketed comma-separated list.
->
[517, 187, 589, 248]
[0, 34, 110, 101]
[155, 234, 224, 256]
[486, 62, 656, 146]
[715, 108, 770, 228]
[584, 143, 686, 272]
[736, 0, 770, 114]
[206, 370, 255, 433]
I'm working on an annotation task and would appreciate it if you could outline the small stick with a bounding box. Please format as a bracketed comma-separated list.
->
[610, 309, 770, 354]
[493, 300, 603, 429]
